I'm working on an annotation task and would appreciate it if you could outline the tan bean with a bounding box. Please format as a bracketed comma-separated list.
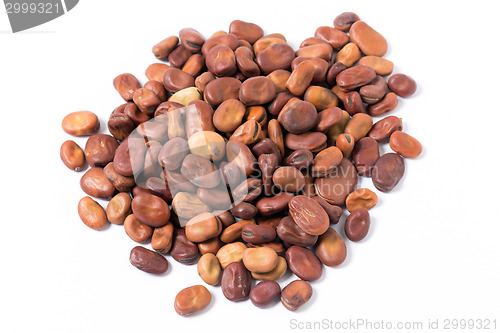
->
[124, 214, 153, 243]
[80, 167, 116, 199]
[220, 219, 256, 243]
[251, 256, 287, 281]
[172, 192, 210, 220]
[145, 63, 170, 82]
[78, 196, 108, 230]
[315, 227, 347, 266]
[168, 87, 202, 106]
[349, 21, 388, 56]
[152, 35, 178, 60]
[389, 131, 422, 158]
[344, 113, 374, 141]
[286, 60, 315, 96]
[188, 131, 226, 161]
[185, 212, 222, 243]
[281, 280, 313, 311]
[242, 247, 278, 273]
[106, 193, 132, 224]
[346, 188, 378, 212]
[327, 110, 350, 143]
[151, 222, 174, 254]
[174, 285, 212, 316]
[198, 237, 223, 255]
[113, 73, 141, 101]
[267, 69, 291, 93]
[60, 140, 85, 171]
[62, 111, 99, 136]
[229, 120, 261, 145]
[311, 146, 343, 177]
[359, 56, 394, 76]
[296, 43, 333, 62]
[216, 242, 247, 269]
[197, 253, 222, 285]
[334, 42, 361, 67]
[336, 133, 355, 157]
[304, 86, 339, 111]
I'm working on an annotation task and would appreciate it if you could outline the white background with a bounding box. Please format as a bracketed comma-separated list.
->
[1, 1, 499, 332]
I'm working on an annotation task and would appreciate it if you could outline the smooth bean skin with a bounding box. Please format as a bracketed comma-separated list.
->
[198, 236, 223, 255]
[174, 285, 212, 316]
[201, 33, 239, 56]
[145, 63, 170, 82]
[80, 167, 116, 199]
[206, 45, 237, 77]
[311, 146, 343, 177]
[226, 141, 257, 177]
[129, 246, 168, 274]
[113, 74, 141, 101]
[345, 208, 371, 242]
[252, 138, 282, 162]
[131, 193, 170, 227]
[334, 12, 360, 31]
[242, 224, 276, 244]
[106, 192, 132, 224]
[327, 62, 347, 86]
[60, 140, 85, 171]
[258, 153, 278, 196]
[229, 120, 262, 145]
[336, 65, 377, 91]
[336, 133, 355, 158]
[368, 116, 403, 142]
[188, 131, 226, 162]
[220, 219, 256, 243]
[285, 132, 327, 153]
[163, 67, 195, 93]
[267, 70, 292, 94]
[314, 158, 358, 206]
[388, 73, 417, 97]
[286, 246, 323, 281]
[289, 195, 330, 235]
[250, 280, 281, 308]
[311, 196, 343, 224]
[181, 154, 221, 189]
[159, 137, 189, 171]
[195, 71, 215, 92]
[284, 149, 313, 170]
[292, 57, 329, 82]
[216, 242, 247, 269]
[286, 60, 315, 96]
[343, 91, 366, 115]
[281, 280, 313, 311]
[78, 196, 108, 230]
[349, 21, 388, 56]
[243, 247, 278, 273]
[108, 112, 134, 141]
[367, 92, 398, 116]
[315, 227, 347, 267]
[133, 88, 161, 115]
[277, 216, 318, 247]
[179, 27, 205, 52]
[151, 222, 174, 254]
[185, 212, 222, 243]
[221, 262, 252, 302]
[124, 214, 153, 243]
[351, 137, 380, 177]
[172, 192, 210, 220]
[204, 77, 241, 106]
[344, 113, 373, 142]
[334, 42, 361, 67]
[197, 187, 232, 210]
[256, 192, 294, 217]
[230, 202, 258, 220]
[213, 99, 246, 132]
[168, 44, 191, 68]
[229, 20, 264, 43]
[360, 75, 388, 104]
[389, 131, 422, 158]
[371, 153, 405, 192]
[256, 43, 295, 75]
[239, 76, 276, 106]
[170, 228, 199, 264]
[251, 256, 287, 281]
[313, 107, 343, 132]
[359, 56, 393, 76]
[84, 134, 119, 168]
[152, 35, 178, 60]
[273, 166, 305, 193]
[197, 253, 222, 286]
[62, 111, 99, 136]
[345, 188, 378, 212]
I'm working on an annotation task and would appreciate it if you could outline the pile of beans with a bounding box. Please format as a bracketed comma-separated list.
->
[60, 12, 421, 315]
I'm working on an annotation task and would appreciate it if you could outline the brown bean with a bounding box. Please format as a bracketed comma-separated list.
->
[278, 101, 318, 135]
[277, 216, 318, 247]
[197, 253, 222, 286]
[368, 116, 403, 142]
[345, 208, 371, 241]
[179, 28, 205, 53]
[229, 20, 264, 44]
[80, 167, 115, 199]
[235, 46, 260, 78]
[144, 80, 168, 102]
[239, 76, 276, 106]
[334, 42, 361, 67]
[170, 228, 199, 264]
[256, 192, 294, 217]
[360, 75, 388, 104]
[233, 178, 262, 202]
[158, 137, 189, 171]
[334, 12, 360, 31]
[60, 140, 85, 171]
[304, 86, 338, 111]
[184, 100, 215, 138]
[351, 137, 380, 177]
[195, 71, 215, 92]
[129, 246, 168, 274]
[218, 161, 243, 188]
[286, 60, 315, 96]
[256, 43, 295, 75]
[62, 111, 99, 136]
[77, 196, 108, 230]
[281, 280, 312, 311]
[206, 45, 237, 77]
[106, 192, 131, 224]
[84, 134, 119, 168]
[133, 88, 161, 115]
[204, 77, 241, 106]
[229, 120, 261, 145]
[172, 192, 210, 220]
[312, 146, 343, 177]
[336, 133, 355, 158]
[314, 158, 358, 206]
[241, 224, 276, 244]
[226, 141, 258, 177]
[258, 153, 279, 196]
[343, 91, 366, 116]
[131, 193, 170, 227]
[188, 131, 225, 161]
[349, 21, 388, 56]
[345, 188, 378, 212]
[108, 112, 135, 141]
[197, 187, 232, 210]
[315, 227, 347, 266]
[296, 43, 333, 62]
[151, 222, 174, 254]
[390, 131, 422, 158]
[212, 99, 245, 132]
[327, 62, 347, 86]
[124, 102, 150, 126]
[250, 280, 281, 308]
[268, 119, 285, 157]
[168, 44, 191, 68]
[285, 132, 327, 152]
[252, 138, 281, 162]
[284, 149, 313, 170]
[367, 92, 398, 116]
[344, 113, 373, 141]
[359, 56, 393, 76]
[315, 26, 349, 49]
[185, 212, 222, 243]
[372, 153, 405, 192]
[216, 242, 247, 269]
[388, 73, 417, 97]
[242, 247, 278, 273]
[104, 162, 136, 192]
[288, 195, 329, 235]
[198, 236, 223, 255]
[201, 33, 239, 56]
[273, 166, 306, 193]
[336, 65, 377, 91]
[221, 219, 256, 243]
[113, 74, 141, 101]
[327, 110, 350, 144]
[124, 214, 153, 243]
[152, 36, 178, 60]
[174, 285, 211, 316]
[311, 196, 343, 224]
[292, 57, 329, 83]
[181, 154, 220, 188]
[286, 245, 323, 281]
[253, 35, 286, 54]
[221, 262, 252, 302]
[145, 63, 170, 82]
[267, 69, 292, 94]
[163, 67, 195, 93]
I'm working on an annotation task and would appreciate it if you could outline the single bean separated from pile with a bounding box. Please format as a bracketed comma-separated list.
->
[61, 12, 421, 316]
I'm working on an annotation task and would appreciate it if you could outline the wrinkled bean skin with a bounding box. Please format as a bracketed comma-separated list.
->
[181, 154, 221, 188]
[343, 91, 366, 115]
[250, 280, 281, 308]
[315, 26, 349, 49]
[113, 74, 141, 101]
[368, 116, 403, 142]
[163, 67, 195, 93]
[359, 56, 393, 76]
[201, 33, 239, 56]
[315, 227, 347, 266]
[206, 45, 237, 77]
[132, 193, 170, 227]
[124, 214, 153, 243]
[171, 228, 199, 264]
[124, 103, 150, 126]
[336, 133, 355, 158]
[229, 20, 264, 44]
[256, 43, 295, 75]
[335, 42, 361, 67]
[367, 92, 398, 116]
[133, 88, 161, 115]
[336, 65, 376, 91]
[345, 208, 371, 242]
[313, 107, 343, 133]
[312, 146, 343, 177]
[60, 140, 86, 171]
[108, 113, 134, 141]
[259, 153, 279, 196]
[281, 280, 313, 311]
[103, 161, 134, 192]
[345, 188, 378, 212]
[174, 285, 212, 316]
[286, 60, 315, 96]
[285, 132, 327, 153]
[188, 131, 225, 161]
[256, 192, 294, 217]
[327, 62, 347, 86]
[372, 153, 405, 192]
[389, 131, 422, 158]
[273, 166, 306, 193]
[239, 76, 276, 106]
[388, 73, 417, 97]
[242, 224, 276, 244]
[195, 72, 215, 92]
[288, 195, 329, 235]
[360, 75, 388, 104]
[334, 12, 360, 31]
[179, 28, 205, 53]
[284, 149, 313, 170]
[235, 46, 260, 78]
[197, 253, 222, 286]
[267, 70, 292, 94]
[216, 242, 247, 269]
[349, 21, 388, 56]
[172, 192, 210, 220]
[62, 111, 99, 136]
[344, 113, 373, 142]
[351, 137, 380, 177]
[152, 222, 174, 254]
[159, 137, 189, 171]
[242, 247, 278, 273]
[80, 167, 116, 199]
[129, 246, 168, 274]
[106, 192, 132, 224]
[84, 134, 119, 168]
[78, 196, 108, 230]
[314, 158, 358, 206]
[152, 35, 178, 60]
[221, 262, 252, 302]
[277, 216, 318, 247]
[286, 246, 323, 281]
[278, 101, 318, 135]
[204, 77, 241, 106]
[312, 196, 343, 224]
[226, 141, 257, 177]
